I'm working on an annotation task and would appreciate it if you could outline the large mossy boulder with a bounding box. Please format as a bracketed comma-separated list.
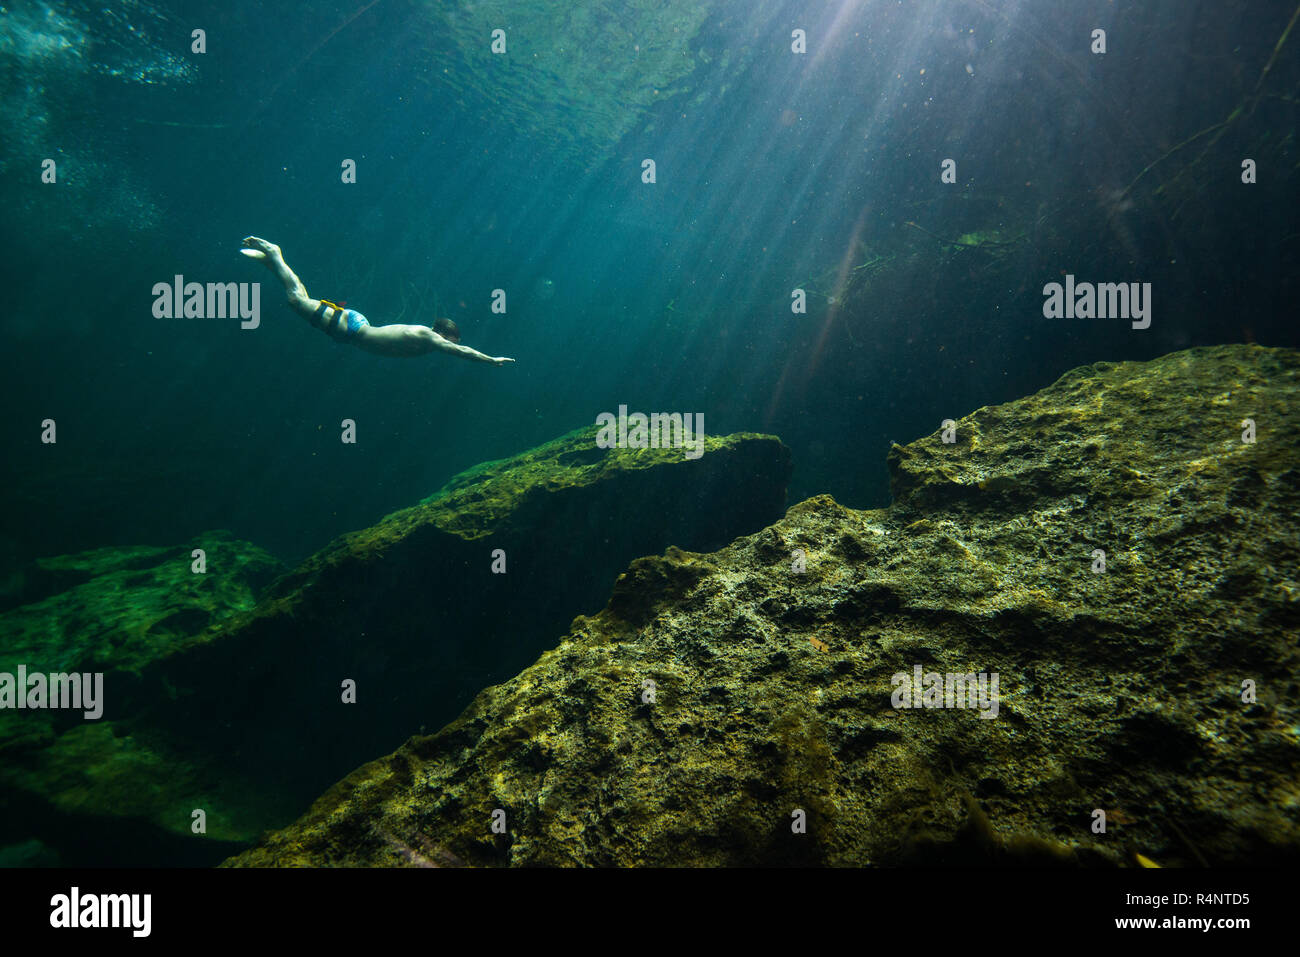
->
[225, 344, 1300, 867]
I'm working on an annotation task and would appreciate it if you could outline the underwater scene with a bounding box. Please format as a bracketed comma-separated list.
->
[1, 0, 1298, 908]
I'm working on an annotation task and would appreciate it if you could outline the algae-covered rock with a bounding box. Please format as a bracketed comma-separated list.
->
[0, 532, 283, 677]
[128, 425, 785, 856]
[0, 532, 286, 864]
[3, 427, 789, 864]
[225, 344, 1300, 867]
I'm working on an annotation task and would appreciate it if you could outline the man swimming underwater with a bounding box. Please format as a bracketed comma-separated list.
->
[240, 236, 514, 365]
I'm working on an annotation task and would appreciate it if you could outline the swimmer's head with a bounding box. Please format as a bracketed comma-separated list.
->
[433, 317, 460, 343]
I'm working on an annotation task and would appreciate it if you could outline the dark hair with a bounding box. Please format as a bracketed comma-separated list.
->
[433, 317, 460, 343]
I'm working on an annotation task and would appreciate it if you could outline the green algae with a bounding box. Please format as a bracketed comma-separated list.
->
[0, 531, 288, 860]
[0, 531, 282, 677]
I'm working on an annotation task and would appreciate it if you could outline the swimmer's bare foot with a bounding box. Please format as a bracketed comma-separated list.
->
[240, 236, 281, 263]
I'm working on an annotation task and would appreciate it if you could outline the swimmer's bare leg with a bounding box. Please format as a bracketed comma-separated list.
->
[241, 236, 321, 320]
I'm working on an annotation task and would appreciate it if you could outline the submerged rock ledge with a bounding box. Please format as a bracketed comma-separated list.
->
[226, 344, 1300, 867]
[1, 426, 789, 863]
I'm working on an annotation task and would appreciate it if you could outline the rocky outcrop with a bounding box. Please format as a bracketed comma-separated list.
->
[0, 426, 790, 864]
[225, 344, 1300, 867]
[0, 532, 287, 865]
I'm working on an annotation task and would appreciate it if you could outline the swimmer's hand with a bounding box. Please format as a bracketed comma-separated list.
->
[490, 356, 515, 366]
[239, 236, 280, 262]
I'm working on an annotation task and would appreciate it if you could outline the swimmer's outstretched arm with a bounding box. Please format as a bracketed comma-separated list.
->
[240, 236, 514, 365]
[355, 323, 516, 364]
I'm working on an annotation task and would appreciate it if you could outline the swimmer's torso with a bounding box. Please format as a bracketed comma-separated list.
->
[310, 300, 370, 341]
